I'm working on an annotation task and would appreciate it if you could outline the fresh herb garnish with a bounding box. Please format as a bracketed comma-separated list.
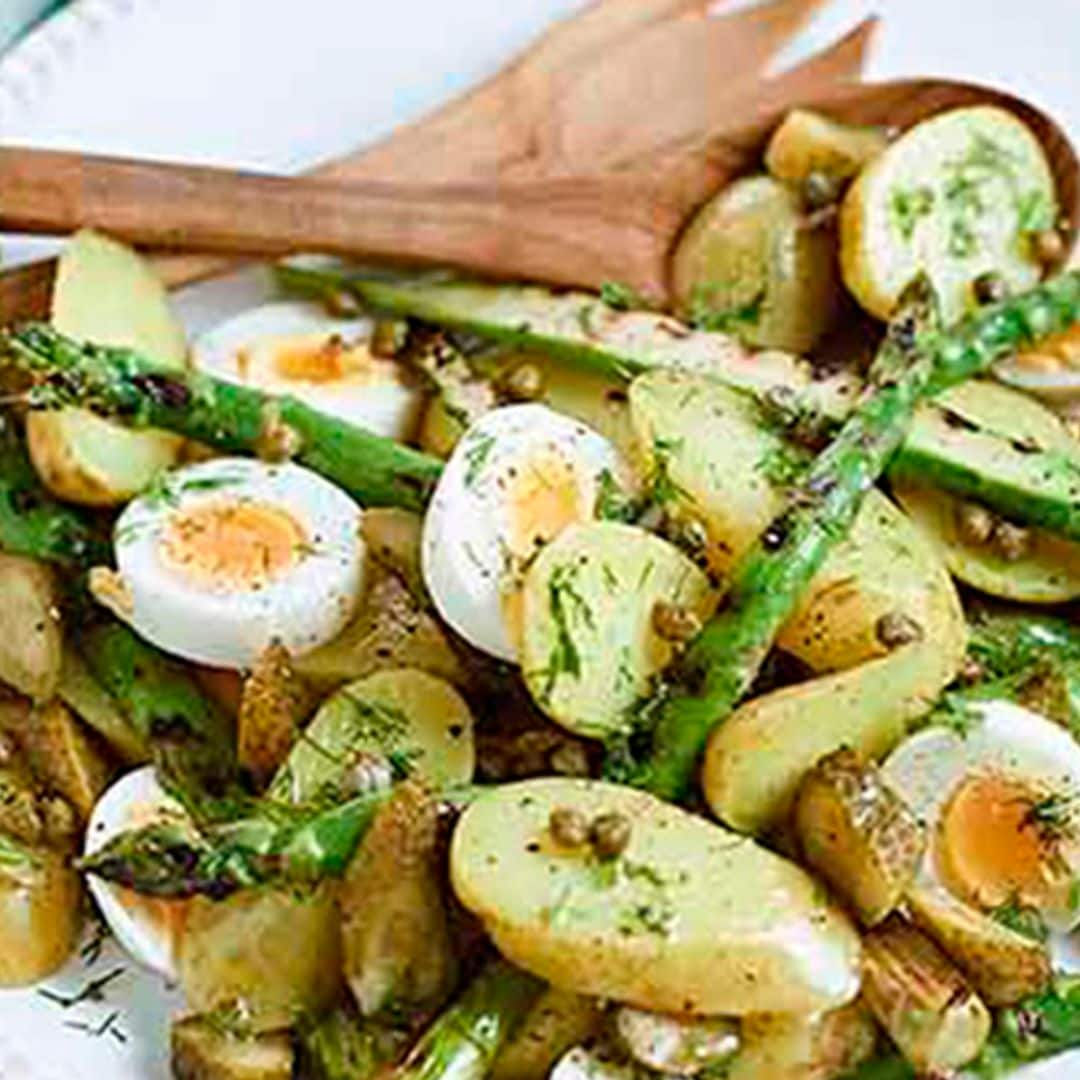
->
[462, 432, 496, 488]
[991, 896, 1049, 942]
[689, 288, 766, 334]
[600, 281, 649, 311]
[649, 436, 690, 508]
[536, 562, 594, 704]
[890, 186, 935, 241]
[38, 966, 126, 1009]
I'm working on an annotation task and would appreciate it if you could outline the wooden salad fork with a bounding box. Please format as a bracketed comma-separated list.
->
[0, 0, 867, 319]
[2, 70, 1076, 302]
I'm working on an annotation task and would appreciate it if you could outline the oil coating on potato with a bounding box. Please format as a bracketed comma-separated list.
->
[0, 553, 62, 701]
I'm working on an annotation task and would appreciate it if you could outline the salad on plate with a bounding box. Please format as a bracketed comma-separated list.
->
[3, 32, 1080, 1080]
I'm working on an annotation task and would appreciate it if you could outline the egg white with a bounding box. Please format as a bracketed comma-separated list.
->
[422, 404, 624, 662]
[103, 457, 364, 670]
[883, 700, 1080, 931]
[84, 767, 190, 980]
[192, 300, 423, 440]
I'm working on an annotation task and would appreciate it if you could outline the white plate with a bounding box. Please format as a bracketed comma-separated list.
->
[4, 1, 1080, 1077]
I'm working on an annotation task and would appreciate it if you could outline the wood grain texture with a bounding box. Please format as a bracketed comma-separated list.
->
[0, 147, 690, 295]
[0, 0, 855, 319]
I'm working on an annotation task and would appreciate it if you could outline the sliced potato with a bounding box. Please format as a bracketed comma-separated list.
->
[28, 229, 187, 506]
[57, 644, 147, 765]
[725, 1002, 878, 1080]
[0, 835, 82, 985]
[0, 554, 62, 701]
[171, 1018, 294, 1080]
[615, 1007, 739, 1076]
[704, 617, 967, 836]
[237, 642, 316, 785]
[794, 748, 925, 927]
[765, 109, 889, 186]
[840, 106, 1056, 322]
[671, 175, 842, 353]
[178, 883, 342, 1033]
[450, 778, 861, 1016]
[491, 987, 604, 1080]
[293, 563, 469, 691]
[861, 915, 991, 1073]
[630, 371, 954, 674]
[906, 883, 1052, 1006]
[520, 522, 716, 740]
[24, 699, 111, 822]
[271, 667, 474, 804]
[421, 351, 638, 464]
[895, 481, 1080, 602]
[341, 781, 457, 1017]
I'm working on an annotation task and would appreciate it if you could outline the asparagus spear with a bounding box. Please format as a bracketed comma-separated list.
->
[0, 413, 108, 567]
[2, 325, 443, 513]
[391, 959, 542, 1080]
[614, 273, 1080, 798]
[78, 787, 388, 899]
[612, 286, 941, 797]
[282, 268, 1080, 541]
[79, 622, 237, 813]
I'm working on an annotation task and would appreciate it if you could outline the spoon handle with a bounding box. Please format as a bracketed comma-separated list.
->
[0, 146, 675, 295]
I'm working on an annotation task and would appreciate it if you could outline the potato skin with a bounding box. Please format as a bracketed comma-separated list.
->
[178, 883, 342, 1033]
[171, 1017, 294, 1080]
[0, 554, 62, 701]
[0, 844, 82, 986]
[794, 748, 925, 927]
[25, 699, 111, 822]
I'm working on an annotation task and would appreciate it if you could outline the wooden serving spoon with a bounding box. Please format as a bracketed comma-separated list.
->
[0, 0, 866, 319]
[2, 73, 1076, 302]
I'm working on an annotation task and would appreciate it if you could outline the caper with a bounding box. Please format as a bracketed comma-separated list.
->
[875, 611, 924, 650]
[323, 287, 363, 319]
[955, 501, 995, 546]
[652, 600, 702, 643]
[497, 362, 546, 403]
[549, 805, 589, 848]
[992, 521, 1031, 562]
[1031, 228, 1066, 268]
[973, 271, 1008, 305]
[802, 170, 840, 211]
[590, 811, 632, 860]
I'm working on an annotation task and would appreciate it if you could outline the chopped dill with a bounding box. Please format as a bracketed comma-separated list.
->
[462, 432, 496, 488]
[537, 562, 594, 703]
[890, 186, 935, 241]
[649, 436, 689, 508]
[990, 896, 1049, 943]
[690, 287, 766, 334]
[757, 442, 808, 489]
[38, 966, 126, 1009]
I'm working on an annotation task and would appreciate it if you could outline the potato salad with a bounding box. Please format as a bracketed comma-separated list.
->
[3, 101, 1080, 1080]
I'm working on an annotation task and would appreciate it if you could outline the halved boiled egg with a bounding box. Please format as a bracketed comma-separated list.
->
[422, 404, 625, 662]
[92, 457, 364, 669]
[192, 301, 423, 440]
[883, 701, 1080, 931]
[84, 767, 190, 979]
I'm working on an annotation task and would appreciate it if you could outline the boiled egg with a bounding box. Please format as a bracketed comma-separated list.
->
[84, 767, 190, 980]
[192, 301, 423, 440]
[92, 457, 364, 669]
[422, 404, 624, 662]
[883, 701, 1080, 932]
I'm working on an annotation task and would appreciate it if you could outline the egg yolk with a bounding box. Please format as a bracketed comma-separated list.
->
[505, 447, 591, 561]
[938, 771, 1073, 910]
[240, 333, 370, 384]
[161, 498, 307, 591]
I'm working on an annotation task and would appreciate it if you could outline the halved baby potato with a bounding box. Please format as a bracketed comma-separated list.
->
[0, 836, 82, 986]
[840, 106, 1056, 323]
[28, 230, 188, 506]
[671, 174, 842, 353]
[765, 108, 889, 186]
[520, 522, 716, 740]
[450, 778, 862, 1016]
[271, 667, 475, 804]
[0, 553, 62, 701]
